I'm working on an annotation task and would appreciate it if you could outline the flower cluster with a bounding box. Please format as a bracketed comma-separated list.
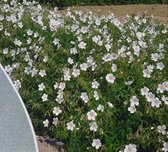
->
[128, 96, 139, 113]
[0, 0, 167, 151]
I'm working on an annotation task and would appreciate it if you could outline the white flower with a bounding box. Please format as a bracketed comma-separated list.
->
[92, 35, 100, 44]
[80, 63, 88, 71]
[5, 65, 12, 73]
[95, 19, 101, 26]
[42, 93, 48, 102]
[80, 92, 89, 103]
[27, 29, 33, 36]
[143, 68, 152, 78]
[14, 38, 22, 46]
[151, 53, 160, 62]
[87, 56, 94, 65]
[125, 80, 134, 86]
[5, 30, 10, 36]
[157, 62, 165, 70]
[130, 96, 139, 106]
[108, 102, 114, 108]
[97, 104, 104, 112]
[72, 68, 80, 77]
[98, 40, 103, 46]
[54, 82, 59, 89]
[162, 142, 168, 152]
[55, 91, 64, 104]
[124, 144, 137, 152]
[14, 80, 21, 90]
[102, 53, 113, 62]
[63, 68, 71, 81]
[133, 44, 140, 56]
[34, 32, 39, 38]
[78, 41, 86, 49]
[92, 80, 100, 89]
[143, 65, 154, 78]
[106, 73, 116, 84]
[111, 64, 117, 72]
[128, 105, 136, 114]
[31, 68, 38, 77]
[146, 92, 155, 102]
[28, 59, 33, 67]
[87, 110, 97, 121]
[157, 84, 165, 93]
[3, 48, 8, 54]
[67, 121, 76, 131]
[53, 107, 62, 116]
[43, 119, 49, 127]
[105, 43, 112, 52]
[151, 98, 161, 108]
[24, 54, 30, 62]
[53, 38, 60, 45]
[59, 82, 66, 90]
[27, 38, 32, 44]
[39, 70, 46, 77]
[162, 29, 167, 34]
[54, 38, 61, 49]
[70, 47, 77, 54]
[157, 125, 166, 135]
[164, 81, 168, 90]
[43, 56, 48, 63]
[68, 57, 74, 64]
[141, 87, 149, 96]
[136, 31, 145, 40]
[92, 139, 102, 149]
[0, 15, 4, 21]
[162, 96, 168, 105]
[162, 28, 167, 34]
[89, 122, 98, 132]
[52, 117, 58, 125]
[38, 83, 45, 91]
[18, 22, 23, 28]
[93, 91, 99, 100]
[77, 35, 83, 41]
[147, 65, 154, 71]
[139, 40, 147, 48]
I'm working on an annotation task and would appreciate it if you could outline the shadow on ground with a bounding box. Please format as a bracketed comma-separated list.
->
[37, 136, 64, 152]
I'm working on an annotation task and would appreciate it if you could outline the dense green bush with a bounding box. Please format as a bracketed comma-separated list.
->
[35, 0, 167, 7]
[0, 0, 168, 151]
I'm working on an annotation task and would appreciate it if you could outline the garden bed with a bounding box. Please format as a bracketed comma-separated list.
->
[0, 1, 167, 152]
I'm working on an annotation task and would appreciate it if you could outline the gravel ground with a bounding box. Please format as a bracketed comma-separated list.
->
[38, 4, 168, 152]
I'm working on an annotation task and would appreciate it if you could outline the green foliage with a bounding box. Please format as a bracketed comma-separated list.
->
[0, 1, 168, 151]
[34, 0, 167, 8]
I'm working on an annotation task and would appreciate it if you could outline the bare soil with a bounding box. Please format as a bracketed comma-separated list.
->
[37, 136, 64, 152]
[72, 4, 168, 24]
[38, 4, 168, 152]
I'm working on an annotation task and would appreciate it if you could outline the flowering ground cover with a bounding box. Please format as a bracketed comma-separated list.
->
[0, 0, 168, 151]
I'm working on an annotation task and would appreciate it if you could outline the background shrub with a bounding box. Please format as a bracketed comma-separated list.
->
[35, 0, 167, 8]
